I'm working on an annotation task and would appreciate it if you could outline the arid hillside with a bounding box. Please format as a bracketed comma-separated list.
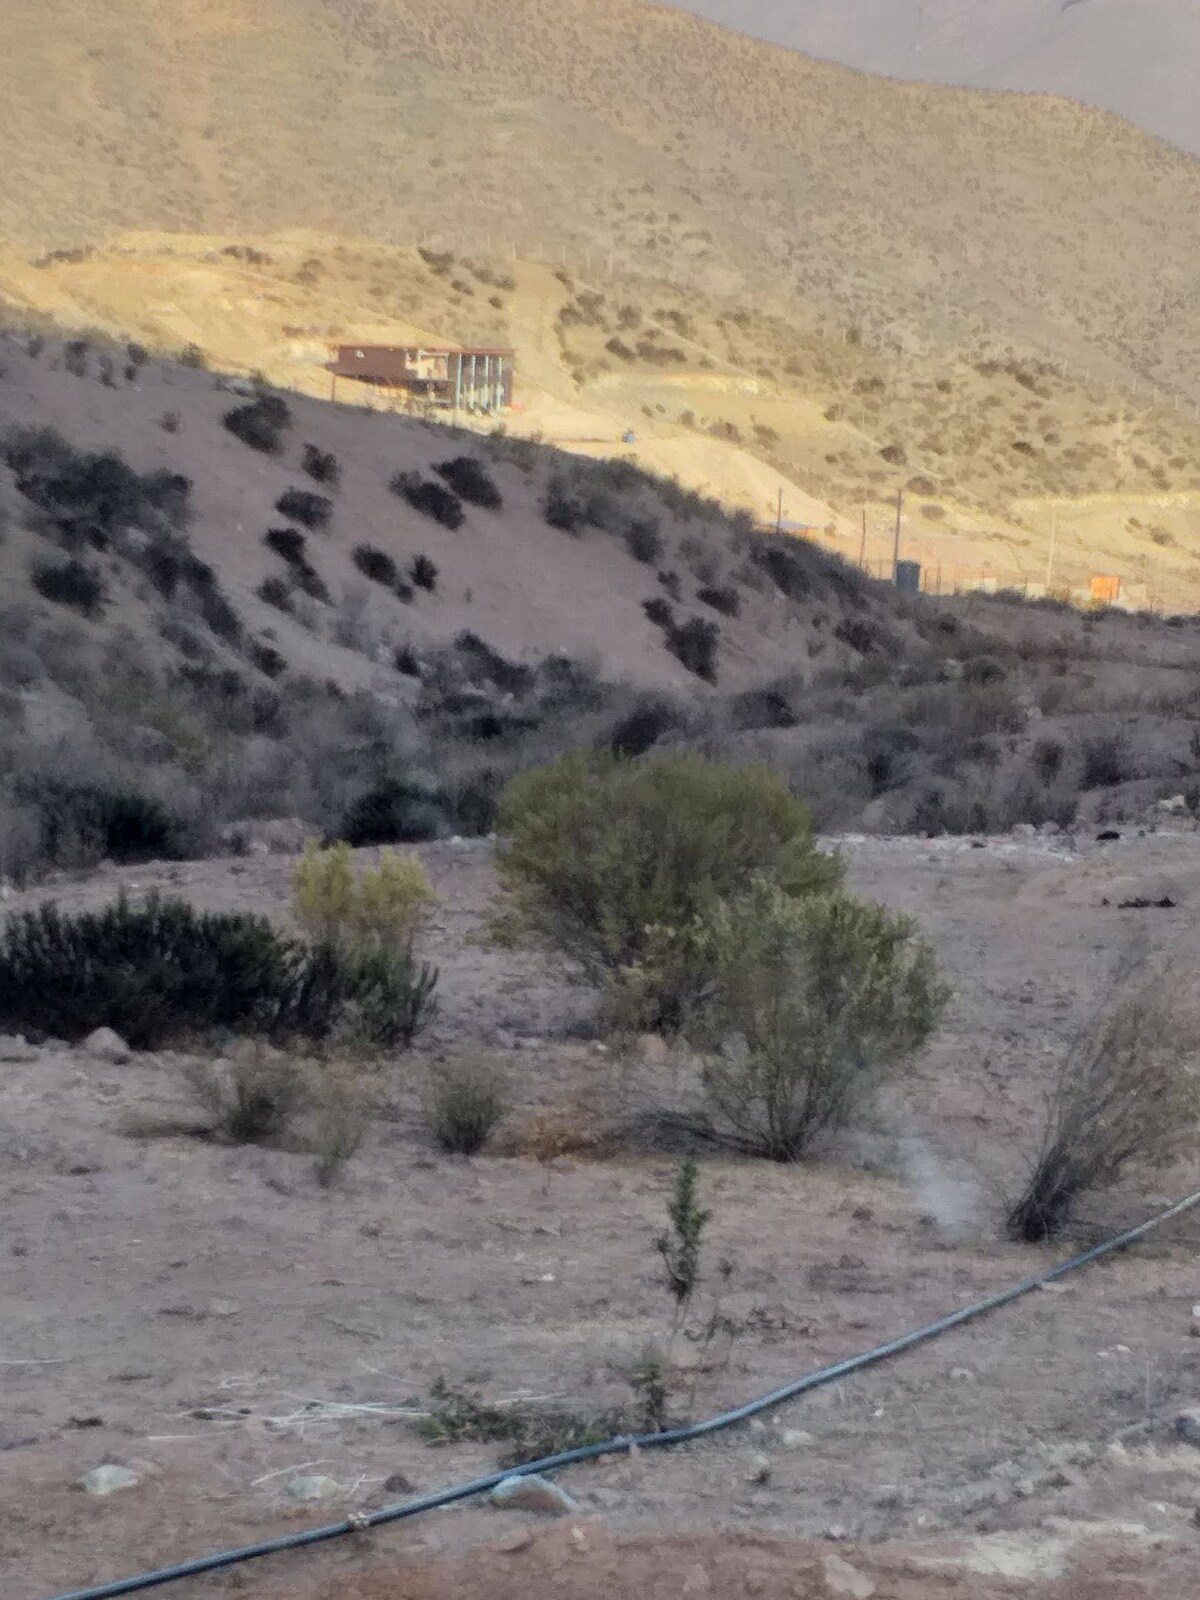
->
[670, 0, 1200, 161]
[7, 0, 1200, 399]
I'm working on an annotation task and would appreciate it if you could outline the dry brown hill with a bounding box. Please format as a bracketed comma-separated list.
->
[670, 0, 1200, 162]
[7, 0, 1200, 398]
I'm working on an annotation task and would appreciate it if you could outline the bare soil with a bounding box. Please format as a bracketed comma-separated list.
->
[4, 831, 1200, 1599]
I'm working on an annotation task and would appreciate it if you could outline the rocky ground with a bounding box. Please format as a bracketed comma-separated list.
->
[4, 827, 1200, 1599]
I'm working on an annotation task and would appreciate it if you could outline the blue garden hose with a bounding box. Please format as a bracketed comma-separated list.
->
[43, 1185, 1200, 1600]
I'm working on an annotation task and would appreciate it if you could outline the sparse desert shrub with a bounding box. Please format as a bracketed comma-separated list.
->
[0, 896, 356, 1048]
[656, 1155, 709, 1305]
[961, 655, 1007, 686]
[666, 615, 720, 683]
[695, 881, 949, 1161]
[250, 641, 287, 678]
[28, 781, 186, 866]
[1007, 964, 1200, 1242]
[223, 396, 291, 454]
[425, 1058, 506, 1154]
[695, 584, 740, 618]
[391, 472, 465, 530]
[293, 840, 435, 950]
[292, 841, 439, 1047]
[256, 575, 293, 612]
[417, 1378, 615, 1466]
[31, 556, 105, 615]
[625, 518, 664, 564]
[410, 553, 438, 591]
[434, 456, 502, 509]
[543, 476, 585, 533]
[264, 526, 306, 564]
[159, 410, 181, 434]
[340, 776, 446, 845]
[1080, 730, 1132, 790]
[275, 488, 332, 531]
[178, 343, 207, 369]
[643, 596, 674, 629]
[301, 443, 341, 488]
[185, 1046, 305, 1145]
[312, 1069, 368, 1186]
[394, 644, 422, 676]
[608, 696, 682, 758]
[352, 544, 408, 595]
[493, 752, 841, 1032]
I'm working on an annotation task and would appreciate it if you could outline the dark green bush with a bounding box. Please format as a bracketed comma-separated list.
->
[31, 556, 105, 615]
[275, 488, 332, 531]
[543, 477, 586, 533]
[0, 896, 436, 1050]
[391, 472, 465, 530]
[410, 553, 438, 591]
[223, 397, 290, 454]
[494, 751, 842, 1032]
[434, 457, 502, 509]
[353, 544, 402, 588]
[257, 575, 293, 612]
[264, 526, 306, 564]
[643, 596, 674, 629]
[28, 782, 185, 865]
[625, 518, 664, 564]
[696, 584, 740, 618]
[301, 443, 341, 488]
[666, 616, 720, 683]
[340, 777, 446, 845]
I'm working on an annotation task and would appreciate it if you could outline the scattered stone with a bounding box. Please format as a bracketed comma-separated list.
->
[84, 1027, 131, 1064]
[207, 1299, 240, 1318]
[747, 1452, 773, 1486]
[823, 1523, 849, 1541]
[950, 1367, 976, 1382]
[779, 1429, 815, 1449]
[822, 1554, 876, 1599]
[1191, 1304, 1200, 1337]
[682, 1564, 711, 1595]
[0, 1034, 39, 1062]
[496, 1528, 535, 1554]
[81, 1464, 140, 1496]
[1157, 795, 1188, 814]
[286, 1475, 339, 1501]
[1174, 1410, 1200, 1447]
[490, 1474, 578, 1515]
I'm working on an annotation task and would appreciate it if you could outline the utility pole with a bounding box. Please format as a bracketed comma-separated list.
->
[1045, 506, 1057, 591]
[859, 507, 867, 571]
[892, 490, 903, 580]
[775, 487, 783, 535]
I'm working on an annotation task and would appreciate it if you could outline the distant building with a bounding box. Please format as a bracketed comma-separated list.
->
[327, 343, 514, 413]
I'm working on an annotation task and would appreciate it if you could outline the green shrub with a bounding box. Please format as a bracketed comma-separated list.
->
[340, 778, 446, 845]
[223, 397, 290, 454]
[410, 553, 438, 591]
[28, 781, 185, 866]
[426, 1058, 505, 1154]
[275, 488, 332, 531]
[494, 752, 841, 1032]
[31, 556, 105, 615]
[666, 615, 720, 682]
[301, 443, 341, 488]
[391, 472, 465, 530]
[434, 457, 502, 509]
[695, 881, 949, 1160]
[0, 895, 423, 1050]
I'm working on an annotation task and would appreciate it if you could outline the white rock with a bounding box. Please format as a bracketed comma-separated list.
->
[84, 1027, 131, 1064]
[778, 1428, 816, 1449]
[286, 1475, 339, 1501]
[81, 1464, 140, 1496]
[489, 1473, 578, 1515]
[823, 1555, 876, 1599]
